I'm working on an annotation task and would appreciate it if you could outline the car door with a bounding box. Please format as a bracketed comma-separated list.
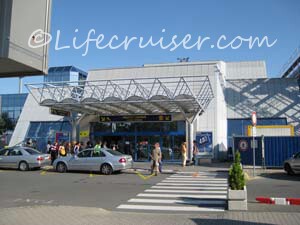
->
[6, 148, 23, 169]
[68, 150, 92, 171]
[291, 152, 300, 172]
[0, 148, 11, 168]
[89, 151, 106, 171]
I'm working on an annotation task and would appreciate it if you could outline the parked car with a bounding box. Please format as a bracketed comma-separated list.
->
[284, 152, 300, 175]
[53, 148, 133, 175]
[0, 146, 51, 171]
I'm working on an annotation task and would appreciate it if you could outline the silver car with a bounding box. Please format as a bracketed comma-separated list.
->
[53, 148, 133, 175]
[284, 152, 300, 175]
[0, 146, 51, 171]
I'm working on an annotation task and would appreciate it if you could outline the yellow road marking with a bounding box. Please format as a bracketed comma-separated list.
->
[136, 171, 155, 180]
[192, 172, 198, 177]
[89, 172, 94, 178]
[40, 170, 47, 175]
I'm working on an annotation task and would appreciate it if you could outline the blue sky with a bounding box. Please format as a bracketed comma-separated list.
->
[1, 0, 300, 94]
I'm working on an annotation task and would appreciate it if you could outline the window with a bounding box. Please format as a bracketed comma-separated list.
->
[9, 149, 22, 156]
[0, 149, 10, 156]
[24, 148, 41, 155]
[294, 152, 300, 159]
[92, 151, 105, 157]
[106, 149, 123, 156]
[78, 150, 91, 158]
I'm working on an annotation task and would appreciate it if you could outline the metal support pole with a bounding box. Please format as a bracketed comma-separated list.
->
[186, 121, 194, 164]
[252, 127, 256, 177]
[18, 77, 23, 93]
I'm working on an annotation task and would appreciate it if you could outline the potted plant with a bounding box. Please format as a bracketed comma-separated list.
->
[228, 151, 247, 210]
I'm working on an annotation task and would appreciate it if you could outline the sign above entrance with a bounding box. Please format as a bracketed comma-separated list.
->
[99, 115, 172, 122]
[50, 108, 71, 117]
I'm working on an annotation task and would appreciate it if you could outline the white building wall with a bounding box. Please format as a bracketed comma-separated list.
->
[226, 78, 300, 134]
[226, 61, 267, 79]
[9, 90, 63, 146]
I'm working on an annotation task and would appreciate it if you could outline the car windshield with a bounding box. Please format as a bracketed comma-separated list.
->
[105, 149, 123, 156]
[23, 147, 41, 155]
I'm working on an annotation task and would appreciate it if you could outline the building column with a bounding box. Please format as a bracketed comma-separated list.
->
[186, 121, 194, 161]
[70, 113, 87, 143]
[71, 120, 78, 143]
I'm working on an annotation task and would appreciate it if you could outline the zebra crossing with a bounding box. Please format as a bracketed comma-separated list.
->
[117, 171, 228, 213]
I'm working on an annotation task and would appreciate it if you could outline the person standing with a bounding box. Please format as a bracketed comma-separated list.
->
[46, 141, 51, 154]
[50, 142, 58, 165]
[181, 142, 187, 167]
[94, 141, 102, 153]
[73, 142, 80, 156]
[59, 142, 67, 157]
[193, 140, 199, 165]
[151, 142, 162, 176]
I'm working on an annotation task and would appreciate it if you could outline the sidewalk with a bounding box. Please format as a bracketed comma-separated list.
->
[0, 205, 299, 225]
[127, 161, 231, 173]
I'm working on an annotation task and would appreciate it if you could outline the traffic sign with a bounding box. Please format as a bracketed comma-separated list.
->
[251, 112, 257, 126]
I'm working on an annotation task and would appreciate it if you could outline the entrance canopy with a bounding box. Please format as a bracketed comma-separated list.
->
[26, 76, 214, 118]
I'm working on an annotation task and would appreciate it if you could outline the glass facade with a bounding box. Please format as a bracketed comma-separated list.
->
[44, 66, 87, 84]
[0, 93, 28, 124]
[25, 121, 72, 153]
[227, 118, 287, 148]
[90, 121, 186, 162]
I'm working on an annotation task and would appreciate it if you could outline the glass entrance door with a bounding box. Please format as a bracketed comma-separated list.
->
[136, 135, 160, 161]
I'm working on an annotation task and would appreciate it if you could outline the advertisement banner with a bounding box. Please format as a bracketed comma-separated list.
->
[196, 132, 213, 153]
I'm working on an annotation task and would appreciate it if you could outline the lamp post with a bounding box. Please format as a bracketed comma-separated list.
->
[251, 112, 257, 177]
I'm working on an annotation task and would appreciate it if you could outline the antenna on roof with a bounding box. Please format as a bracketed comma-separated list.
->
[177, 57, 190, 63]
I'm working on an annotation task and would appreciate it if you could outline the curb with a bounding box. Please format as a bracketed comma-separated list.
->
[256, 196, 300, 205]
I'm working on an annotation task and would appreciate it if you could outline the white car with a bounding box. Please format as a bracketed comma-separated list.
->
[53, 148, 133, 175]
[0, 147, 51, 171]
[284, 152, 300, 175]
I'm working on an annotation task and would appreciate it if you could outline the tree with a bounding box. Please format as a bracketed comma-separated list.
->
[0, 112, 14, 135]
[228, 151, 245, 190]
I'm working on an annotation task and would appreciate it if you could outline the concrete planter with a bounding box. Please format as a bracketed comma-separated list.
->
[228, 186, 248, 211]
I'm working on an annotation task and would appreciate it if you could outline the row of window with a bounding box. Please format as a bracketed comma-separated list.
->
[92, 121, 186, 133]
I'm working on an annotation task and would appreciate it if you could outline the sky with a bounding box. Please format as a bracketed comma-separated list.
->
[1, 0, 300, 94]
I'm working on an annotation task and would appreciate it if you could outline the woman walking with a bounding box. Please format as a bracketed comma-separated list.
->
[181, 141, 187, 167]
[151, 142, 162, 176]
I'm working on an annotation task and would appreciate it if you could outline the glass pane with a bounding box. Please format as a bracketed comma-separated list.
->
[136, 136, 150, 161]
[173, 136, 185, 160]
[161, 135, 172, 161]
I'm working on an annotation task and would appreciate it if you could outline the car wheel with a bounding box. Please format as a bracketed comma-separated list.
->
[19, 161, 29, 171]
[56, 162, 67, 173]
[101, 163, 113, 175]
[284, 163, 294, 175]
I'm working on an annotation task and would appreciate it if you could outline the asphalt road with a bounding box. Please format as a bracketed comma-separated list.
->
[1, 166, 300, 214]
[247, 172, 300, 212]
[0, 168, 169, 210]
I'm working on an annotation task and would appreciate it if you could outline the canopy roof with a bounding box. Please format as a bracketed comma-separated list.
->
[26, 76, 214, 119]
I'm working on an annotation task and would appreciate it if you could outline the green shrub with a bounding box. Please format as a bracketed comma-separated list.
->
[228, 151, 245, 190]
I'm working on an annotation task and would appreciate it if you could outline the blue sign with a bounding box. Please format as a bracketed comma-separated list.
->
[196, 132, 213, 152]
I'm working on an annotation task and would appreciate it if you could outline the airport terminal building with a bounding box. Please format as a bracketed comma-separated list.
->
[9, 60, 300, 162]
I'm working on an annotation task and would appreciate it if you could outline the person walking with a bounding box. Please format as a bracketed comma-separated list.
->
[181, 141, 187, 167]
[151, 142, 162, 176]
[193, 140, 199, 165]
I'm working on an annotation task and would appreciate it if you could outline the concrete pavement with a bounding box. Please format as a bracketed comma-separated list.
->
[0, 205, 300, 225]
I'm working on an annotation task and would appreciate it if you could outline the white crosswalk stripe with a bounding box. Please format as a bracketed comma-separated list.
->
[152, 186, 227, 190]
[116, 171, 228, 213]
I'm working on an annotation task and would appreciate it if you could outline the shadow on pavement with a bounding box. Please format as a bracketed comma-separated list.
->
[191, 218, 271, 225]
[259, 172, 300, 181]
